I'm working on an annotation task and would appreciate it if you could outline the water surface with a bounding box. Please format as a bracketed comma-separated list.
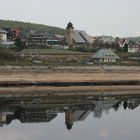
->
[0, 91, 140, 140]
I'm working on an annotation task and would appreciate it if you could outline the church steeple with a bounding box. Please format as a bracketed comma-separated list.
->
[67, 21, 73, 29]
[66, 21, 74, 47]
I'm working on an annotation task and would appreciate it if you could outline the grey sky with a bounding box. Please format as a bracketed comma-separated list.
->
[0, 0, 140, 37]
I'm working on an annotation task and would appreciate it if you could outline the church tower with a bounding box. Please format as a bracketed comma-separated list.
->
[66, 22, 74, 47]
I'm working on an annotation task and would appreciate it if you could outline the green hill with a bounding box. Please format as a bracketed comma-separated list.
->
[0, 19, 66, 35]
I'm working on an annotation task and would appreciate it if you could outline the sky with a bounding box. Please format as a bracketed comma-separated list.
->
[0, 0, 140, 37]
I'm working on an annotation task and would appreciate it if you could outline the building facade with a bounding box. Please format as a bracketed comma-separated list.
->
[27, 32, 66, 48]
[27, 32, 48, 48]
[0, 29, 7, 41]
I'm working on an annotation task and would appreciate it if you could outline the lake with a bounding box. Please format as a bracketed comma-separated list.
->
[0, 90, 140, 140]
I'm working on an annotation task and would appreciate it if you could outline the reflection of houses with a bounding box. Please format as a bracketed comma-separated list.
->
[65, 109, 91, 130]
[0, 108, 57, 126]
[93, 100, 119, 118]
[128, 41, 140, 53]
[92, 49, 120, 63]
[0, 94, 140, 129]
[0, 112, 14, 127]
[19, 109, 57, 123]
[0, 29, 7, 41]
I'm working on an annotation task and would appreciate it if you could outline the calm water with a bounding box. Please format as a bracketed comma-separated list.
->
[0, 92, 140, 140]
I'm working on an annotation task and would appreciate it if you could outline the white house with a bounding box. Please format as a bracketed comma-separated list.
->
[92, 49, 120, 63]
[0, 29, 7, 41]
[128, 41, 140, 53]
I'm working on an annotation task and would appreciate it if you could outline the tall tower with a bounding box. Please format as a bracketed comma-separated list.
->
[66, 22, 74, 47]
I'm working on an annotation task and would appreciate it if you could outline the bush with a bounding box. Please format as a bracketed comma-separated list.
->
[15, 37, 26, 51]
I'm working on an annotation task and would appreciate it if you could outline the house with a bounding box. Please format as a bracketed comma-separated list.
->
[0, 29, 7, 41]
[2, 27, 13, 40]
[27, 32, 48, 48]
[96, 36, 115, 45]
[92, 49, 120, 63]
[128, 41, 140, 53]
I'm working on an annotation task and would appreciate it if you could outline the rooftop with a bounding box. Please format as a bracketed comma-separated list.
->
[0, 29, 7, 33]
[92, 49, 120, 59]
[74, 30, 93, 44]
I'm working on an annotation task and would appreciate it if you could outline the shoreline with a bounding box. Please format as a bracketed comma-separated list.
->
[0, 80, 140, 87]
[0, 65, 140, 91]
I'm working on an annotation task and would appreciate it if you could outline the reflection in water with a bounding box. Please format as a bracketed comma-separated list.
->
[0, 93, 140, 130]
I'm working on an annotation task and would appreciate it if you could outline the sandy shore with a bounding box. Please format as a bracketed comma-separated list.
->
[0, 66, 140, 82]
[0, 73, 140, 82]
[0, 66, 139, 93]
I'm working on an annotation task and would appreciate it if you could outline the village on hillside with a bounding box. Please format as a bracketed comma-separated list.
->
[0, 21, 140, 66]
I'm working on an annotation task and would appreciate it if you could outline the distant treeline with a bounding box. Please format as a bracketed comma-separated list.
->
[0, 19, 66, 35]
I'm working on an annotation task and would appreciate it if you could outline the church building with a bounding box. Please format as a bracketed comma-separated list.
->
[66, 22, 94, 47]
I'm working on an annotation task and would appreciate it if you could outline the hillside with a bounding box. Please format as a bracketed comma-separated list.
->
[125, 37, 140, 42]
[0, 19, 66, 35]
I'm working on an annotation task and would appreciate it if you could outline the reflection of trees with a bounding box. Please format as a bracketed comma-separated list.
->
[123, 101, 128, 110]
[123, 99, 140, 110]
[113, 101, 122, 112]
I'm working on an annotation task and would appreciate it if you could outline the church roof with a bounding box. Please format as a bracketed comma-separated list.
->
[74, 30, 93, 44]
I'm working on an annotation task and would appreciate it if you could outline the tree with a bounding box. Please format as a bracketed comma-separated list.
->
[14, 37, 25, 51]
[123, 43, 128, 52]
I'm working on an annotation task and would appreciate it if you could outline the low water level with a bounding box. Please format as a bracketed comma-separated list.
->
[0, 91, 140, 140]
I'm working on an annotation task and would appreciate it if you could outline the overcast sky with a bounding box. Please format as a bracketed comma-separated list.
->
[0, 0, 140, 37]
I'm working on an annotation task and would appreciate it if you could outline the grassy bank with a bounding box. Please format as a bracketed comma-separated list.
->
[0, 48, 140, 66]
[21, 48, 83, 53]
